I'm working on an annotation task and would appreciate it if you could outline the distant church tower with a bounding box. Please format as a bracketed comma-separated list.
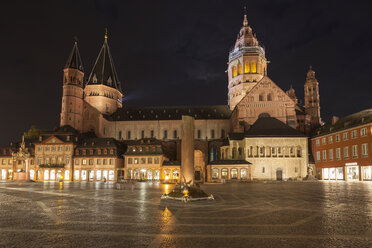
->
[60, 39, 84, 132]
[84, 31, 123, 115]
[304, 66, 321, 126]
[228, 9, 268, 110]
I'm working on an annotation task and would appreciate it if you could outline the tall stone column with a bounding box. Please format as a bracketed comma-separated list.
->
[25, 159, 30, 181]
[181, 115, 195, 185]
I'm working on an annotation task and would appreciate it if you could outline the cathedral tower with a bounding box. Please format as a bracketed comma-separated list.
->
[84, 31, 123, 115]
[60, 39, 84, 132]
[228, 10, 268, 110]
[304, 66, 321, 126]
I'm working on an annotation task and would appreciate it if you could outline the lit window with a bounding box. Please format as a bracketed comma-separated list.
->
[352, 145, 358, 158]
[103, 159, 107, 165]
[110, 159, 114, 165]
[336, 148, 341, 160]
[82, 159, 87, 165]
[251, 62, 257, 73]
[361, 127, 367, 137]
[231, 169, 238, 179]
[212, 168, 219, 179]
[89, 159, 93, 165]
[97, 159, 101, 165]
[362, 143, 368, 157]
[241, 169, 247, 179]
[244, 62, 250, 73]
[344, 147, 349, 158]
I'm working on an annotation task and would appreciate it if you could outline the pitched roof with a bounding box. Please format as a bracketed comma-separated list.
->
[245, 116, 306, 137]
[64, 40, 84, 72]
[86, 37, 121, 92]
[312, 107, 372, 137]
[105, 105, 231, 121]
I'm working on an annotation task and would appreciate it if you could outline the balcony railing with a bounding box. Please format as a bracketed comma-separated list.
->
[39, 164, 65, 168]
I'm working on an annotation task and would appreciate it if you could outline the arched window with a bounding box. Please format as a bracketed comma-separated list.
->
[150, 130, 154, 138]
[297, 147, 302, 157]
[244, 62, 250, 73]
[232, 66, 237, 77]
[221, 169, 228, 179]
[238, 63, 242, 75]
[251, 62, 257, 73]
[231, 169, 238, 179]
[163, 130, 168, 139]
[259, 94, 264, 101]
[241, 169, 247, 180]
[118, 131, 122, 140]
[212, 168, 219, 179]
[173, 130, 178, 139]
[232, 147, 237, 159]
[238, 147, 243, 158]
[267, 94, 272, 101]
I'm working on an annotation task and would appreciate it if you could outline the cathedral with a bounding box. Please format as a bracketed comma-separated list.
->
[0, 13, 322, 182]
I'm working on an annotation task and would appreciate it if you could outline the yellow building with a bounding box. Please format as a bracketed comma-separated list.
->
[124, 139, 180, 182]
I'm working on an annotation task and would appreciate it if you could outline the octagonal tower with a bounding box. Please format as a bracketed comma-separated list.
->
[228, 12, 268, 110]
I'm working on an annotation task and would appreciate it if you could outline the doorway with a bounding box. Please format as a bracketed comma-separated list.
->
[276, 169, 283, 181]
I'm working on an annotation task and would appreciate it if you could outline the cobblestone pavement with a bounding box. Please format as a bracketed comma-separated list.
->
[1, 181, 372, 248]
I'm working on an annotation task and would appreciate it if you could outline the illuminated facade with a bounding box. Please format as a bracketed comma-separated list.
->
[0, 11, 325, 182]
[311, 109, 372, 181]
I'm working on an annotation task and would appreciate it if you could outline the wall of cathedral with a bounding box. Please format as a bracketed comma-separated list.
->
[98, 118, 231, 141]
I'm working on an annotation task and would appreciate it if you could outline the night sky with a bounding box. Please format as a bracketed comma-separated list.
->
[1, 0, 372, 145]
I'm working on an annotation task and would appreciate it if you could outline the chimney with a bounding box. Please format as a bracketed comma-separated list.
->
[331, 116, 339, 125]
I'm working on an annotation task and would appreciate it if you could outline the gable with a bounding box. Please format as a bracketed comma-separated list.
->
[236, 76, 295, 108]
[42, 136, 64, 144]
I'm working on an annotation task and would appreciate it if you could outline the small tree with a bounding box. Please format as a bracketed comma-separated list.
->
[24, 125, 41, 140]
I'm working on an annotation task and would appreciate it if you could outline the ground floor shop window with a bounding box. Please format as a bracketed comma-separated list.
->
[133, 169, 139, 179]
[221, 169, 228, 179]
[347, 166, 359, 180]
[323, 168, 329, 179]
[337, 167, 343, 180]
[44, 170, 49, 180]
[164, 170, 171, 180]
[241, 169, 247, 180]
[1, 169, 6, 180]
[330, 168, 336, 180]
[212, 168, 219, 179]
[363, 166, 372, 180]
[50, 170, 56, 180]
[81, 170, 87, 181]
[154, 170, 160, 180]
[64, 170, 70, 180]
[30, 169, 34, 180]
[74, 170, 79, 180]
[173, 170, 179, 179]
[231, 169, 238, 179]
[96, 170, 101, 180]
[128, 170, 132, 179]
[109, 170, 114, 181]
[103, 170, 108, 181]
[147, 170, 153, 180]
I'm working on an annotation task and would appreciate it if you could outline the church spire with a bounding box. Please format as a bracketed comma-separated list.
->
[65, 37, 84, 72]
[87, 30, 122, 93]
[243, 6, 248, 26]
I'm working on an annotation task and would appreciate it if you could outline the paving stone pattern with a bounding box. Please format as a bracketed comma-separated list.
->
[1, 181, 372, 248]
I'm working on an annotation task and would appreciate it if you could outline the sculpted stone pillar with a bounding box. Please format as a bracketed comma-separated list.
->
[181, 115, 195, 185]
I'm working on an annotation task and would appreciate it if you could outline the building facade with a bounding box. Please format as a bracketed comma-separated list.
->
[311, 108, 372, 181]
[1, 11, 324, 182]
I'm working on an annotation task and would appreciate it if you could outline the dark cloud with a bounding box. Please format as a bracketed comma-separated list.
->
[0, 0, 371, 145]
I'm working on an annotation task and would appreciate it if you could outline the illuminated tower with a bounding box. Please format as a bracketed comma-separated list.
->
[84, 30, 123, 115]
[60, 39, 84, 132]
[228, 9, 268, 110]
[304, 66, 321, 126]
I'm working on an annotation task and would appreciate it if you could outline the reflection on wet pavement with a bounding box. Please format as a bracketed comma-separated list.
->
[0, 181, 372, 247]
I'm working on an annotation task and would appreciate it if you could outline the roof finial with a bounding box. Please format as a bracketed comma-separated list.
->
[243, 6, 248, 26]
[104, 28, 108, 40]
